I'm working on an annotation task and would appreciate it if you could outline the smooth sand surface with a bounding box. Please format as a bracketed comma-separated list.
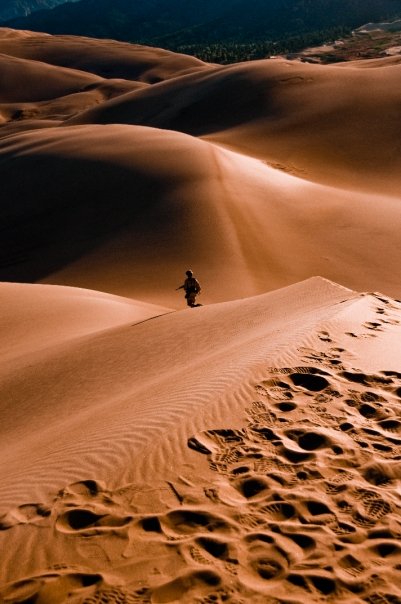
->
[1, 27, 401, 603]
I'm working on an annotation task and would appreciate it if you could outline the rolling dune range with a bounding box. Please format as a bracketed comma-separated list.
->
[1, 29, 401, 304]
[2, 27, 401, 603]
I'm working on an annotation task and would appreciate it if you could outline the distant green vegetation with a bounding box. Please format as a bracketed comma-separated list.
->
[162, 26, 352, 64]
[5, 0, 401, 64]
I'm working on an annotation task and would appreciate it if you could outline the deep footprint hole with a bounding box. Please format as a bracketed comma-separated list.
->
[282, 448, 313, 463]
[194, 570, 221, 586]
[305, 501, 332, 516]
[287, 574, 307, 588]
[265, 502, 296, 520]
[289, 372, 329, 392]
[287, 533, 315, 550]
[166, 510, 229, 533]
[239, 477, 268, 498]
[141, 516, 162, 533]
[79, 573, 103, 587]
[196, 537, 228, 559]
[310, 576, 336, 595]
[359, 403, 378, 418]
[379, 419, 401, 431]
[298, 432, 328, 451]
[276, 401, 297, 412]
[64, 509, 104, 530]
[373, 542, 401, 557]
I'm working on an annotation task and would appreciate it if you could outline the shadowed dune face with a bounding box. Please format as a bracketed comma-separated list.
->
[2, 123, 401, 305]
[0, 52, 101, 103]
[0, 28, 209, 82]
[0, 125, 245, 303]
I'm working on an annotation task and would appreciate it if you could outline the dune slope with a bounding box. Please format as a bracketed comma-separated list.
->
[1, 277, 401, 603]
[0, 27, 209, 81]
[2, 123, 401, 306]
[67, 57, 401, 193]
[0, 282, 171, 362]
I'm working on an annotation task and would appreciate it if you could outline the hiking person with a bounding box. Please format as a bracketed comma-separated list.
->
[176, 270, 201, 307]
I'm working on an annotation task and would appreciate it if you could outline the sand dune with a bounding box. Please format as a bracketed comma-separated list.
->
[0, 27, 208, 82]
[66, 57, 401, 193]
[2, 277, 401, 603]
[0, 77, 143, 124]
[2, 26, 401, 604]
[2, 122, 401, 304]
[0, 51, 101, 103]
[0, 282, 170, 362]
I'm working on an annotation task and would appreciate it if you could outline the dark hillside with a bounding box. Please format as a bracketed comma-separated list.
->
[0, 0, 77, 21]
[4, 0, 401, 62]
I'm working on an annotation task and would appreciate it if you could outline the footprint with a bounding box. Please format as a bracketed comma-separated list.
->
[288, 368, 330, 392]
[286, 572, 336, 596]
[151, 569, 221, 603]
[0, 571, 103, 604]
[318, 331, 332, 342]
[363, 463, 394, 487]
[194, 536, 232, 562]
[364, 322, 384, 331]
[257, 378, 294, 401]
[259, 501, 296, 522]
[63, 479, 103, 497]
[235, 476, 270, 500]
[365, 593, 401, 604]
[84, 586, 151, 604]
[341, 371, 393, 388]
[302, 500, 333, 519]
[368, 541, 401, 558]
[284, 428, 332, 451]
[56, 508, 132, 534]
[274, 401, 297, 412]
[0, 503, 51, 530]
[160, 509, 236, 538]
[188, 436, 214, 455]
[378, 419, 401, 434]
[278, 443, 315, 463]
[338, 553, 366, 577]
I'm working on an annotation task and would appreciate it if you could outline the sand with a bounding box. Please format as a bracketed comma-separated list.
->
[2, 277, 401, 602]
[1, 26, 401, 604]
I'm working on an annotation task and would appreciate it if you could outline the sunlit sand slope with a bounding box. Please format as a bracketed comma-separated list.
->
[1, 277, 401, 603]
[0, 282, 170, 361]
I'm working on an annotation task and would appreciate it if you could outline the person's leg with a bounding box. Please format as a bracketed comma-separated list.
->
[187, 292, 196, 307]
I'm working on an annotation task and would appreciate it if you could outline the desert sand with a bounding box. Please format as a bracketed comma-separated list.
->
[1, 26, 401, 603]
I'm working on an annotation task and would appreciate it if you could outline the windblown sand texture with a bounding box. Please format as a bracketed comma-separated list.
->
[1, 26, 401, 604]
